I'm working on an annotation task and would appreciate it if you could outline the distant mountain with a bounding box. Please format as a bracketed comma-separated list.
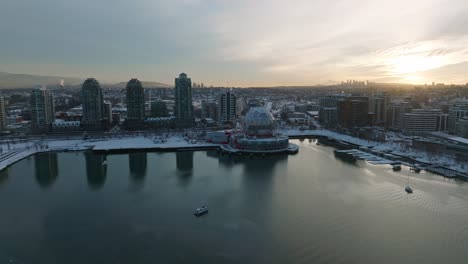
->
[104, 81, 172, 89]
[0, 72, 83, 89]
[0, 72, 172, 89]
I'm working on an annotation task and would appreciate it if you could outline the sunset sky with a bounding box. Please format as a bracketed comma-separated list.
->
[1, 0, 468, 86]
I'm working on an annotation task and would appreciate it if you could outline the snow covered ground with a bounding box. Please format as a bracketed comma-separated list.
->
[0, 135, 219, 171]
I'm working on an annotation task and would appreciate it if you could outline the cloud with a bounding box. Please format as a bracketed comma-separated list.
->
[0, 0, 468, 85]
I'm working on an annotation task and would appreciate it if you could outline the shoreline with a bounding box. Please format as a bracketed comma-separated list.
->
[1, 130, 467, 180]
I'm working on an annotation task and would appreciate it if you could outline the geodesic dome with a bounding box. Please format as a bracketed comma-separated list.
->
[243, 107, 275, 135]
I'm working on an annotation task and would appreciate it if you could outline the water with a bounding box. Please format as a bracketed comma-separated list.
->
[1, 140, 468, 264]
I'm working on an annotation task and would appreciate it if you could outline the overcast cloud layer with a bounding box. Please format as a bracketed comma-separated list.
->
[1, 0, 468, 86]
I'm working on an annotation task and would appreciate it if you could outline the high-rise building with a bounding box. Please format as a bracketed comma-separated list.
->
[201, 100, 218, 120]
[318, 95, 347, 127]
[389, 102, 412, 129]
[30, 87, 54, 132]
[369, 93, 389, 126]
[337, 96, 369, 128]
[403, 109, 448, 134]
[81, 78, 104, 130]
[0, 97, 6, 131]
[151, 100, 169, 117]
[103, 101, 112, 127]
[218, 90, 237, 124]
[126, 79, 145, 127]
[174, 73, 193, 126]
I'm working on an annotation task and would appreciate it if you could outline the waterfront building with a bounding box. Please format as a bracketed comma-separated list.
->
[30, 87, 54, 132]
[0, 97, 6, 131]
[151, 100, 169, 117]
[201, 100, 218, 121]
[369, 93, 389, 126]
[126, 79, 145, 128]
[337, 96, 370, 128]
[174, 73, 193, 127]
[403, 109, 448, 134]
[318, 95, 346, 128]
[218, 90, 236, 124]
[389, 102, 412, 129]
[318, 107, 337, 128]
[81, 78, 104, 130]
[448, 100, 468, 133]
[456, 117, 468, 138]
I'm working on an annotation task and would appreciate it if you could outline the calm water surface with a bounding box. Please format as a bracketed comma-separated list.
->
[1, 140, 468, 264]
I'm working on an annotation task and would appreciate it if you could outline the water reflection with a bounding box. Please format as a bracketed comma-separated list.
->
[333, 150, 358, 166]
[85, 152, 107, 190]
[0, 168, 9, 186]
[206, 150, 244, 168]
[35, 153, 58, 188]
[242, 154, 288, 176]
[129, 153, 147, 184]
[176, 151, 194, 184]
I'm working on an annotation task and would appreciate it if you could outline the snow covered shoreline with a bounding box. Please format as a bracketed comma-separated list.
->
[0, 135, 221, 171]
[281, 128, 468, 179]
[0, 129, 467, 180]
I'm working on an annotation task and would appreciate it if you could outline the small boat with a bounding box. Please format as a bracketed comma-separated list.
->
[405, 186, 413, 194]
[194, 206, 208, 216]
[102, 160, 107, 166]
[392, 164, 401, 171]
[410, 167, 421, 173]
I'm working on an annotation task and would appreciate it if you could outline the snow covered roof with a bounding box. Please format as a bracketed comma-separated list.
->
[428, 132, 468, 145]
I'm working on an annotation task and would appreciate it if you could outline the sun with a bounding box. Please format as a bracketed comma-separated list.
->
[388, 55, 447, 74]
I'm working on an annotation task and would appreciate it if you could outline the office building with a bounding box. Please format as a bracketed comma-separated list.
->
[30, 87, 54, 132]
[337, 96, 369, 128]
[81, 78, 104, 130]
[403, 109, 448, 134]
[218, 91, 236, 124]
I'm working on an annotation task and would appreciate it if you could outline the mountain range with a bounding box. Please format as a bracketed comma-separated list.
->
[0, 72, 171, 89]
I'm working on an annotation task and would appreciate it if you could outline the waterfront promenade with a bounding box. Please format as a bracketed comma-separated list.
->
[0, 128, 467, 179]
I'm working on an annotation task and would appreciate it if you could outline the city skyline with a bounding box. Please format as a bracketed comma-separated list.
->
[1, 0, 468, 86]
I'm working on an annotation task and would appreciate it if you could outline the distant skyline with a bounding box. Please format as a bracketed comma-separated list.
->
[1, 0, 468, 86]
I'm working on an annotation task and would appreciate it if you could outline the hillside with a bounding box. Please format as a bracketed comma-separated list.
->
[0, 72, 171, 89]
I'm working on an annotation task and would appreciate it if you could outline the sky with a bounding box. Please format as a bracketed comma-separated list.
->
[1, 0, 468, 86]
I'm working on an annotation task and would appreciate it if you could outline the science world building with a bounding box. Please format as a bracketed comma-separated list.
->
[220, 107, 298, 154]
